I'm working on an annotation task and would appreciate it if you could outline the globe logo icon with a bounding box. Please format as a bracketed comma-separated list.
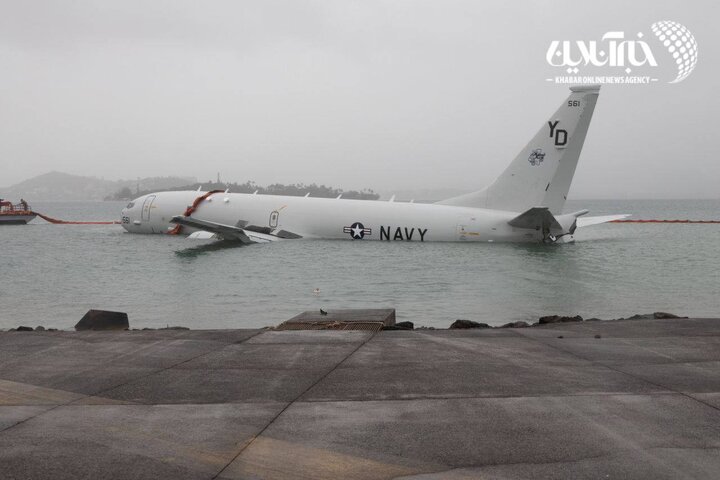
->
[651, 21, 698, 83]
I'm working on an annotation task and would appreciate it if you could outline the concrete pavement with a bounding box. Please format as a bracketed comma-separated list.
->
[1, 318, 719, 479]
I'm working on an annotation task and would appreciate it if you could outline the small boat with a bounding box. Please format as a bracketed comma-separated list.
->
[0, 199, 36, 225]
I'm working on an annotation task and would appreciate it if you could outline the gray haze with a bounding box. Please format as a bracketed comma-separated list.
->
[1, 0, 718, 199]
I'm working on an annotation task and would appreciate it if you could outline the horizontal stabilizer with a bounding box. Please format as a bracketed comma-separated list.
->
[508, 207, 562, 231]
[576, 214, 630, 228]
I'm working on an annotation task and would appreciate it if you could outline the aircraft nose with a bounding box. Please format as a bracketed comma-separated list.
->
[121, 200, 139, 230]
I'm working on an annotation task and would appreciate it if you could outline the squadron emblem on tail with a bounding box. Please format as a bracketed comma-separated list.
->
[528, 148, 546, 166]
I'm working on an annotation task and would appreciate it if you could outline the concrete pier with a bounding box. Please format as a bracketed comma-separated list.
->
[1, 318, 719, 479]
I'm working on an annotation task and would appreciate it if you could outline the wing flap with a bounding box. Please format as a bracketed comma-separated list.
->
[186, 230, 218, 240]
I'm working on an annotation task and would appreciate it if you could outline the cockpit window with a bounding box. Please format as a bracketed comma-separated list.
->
[126, 202, 135, 209]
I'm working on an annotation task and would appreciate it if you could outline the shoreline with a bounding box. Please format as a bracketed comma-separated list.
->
[1, 310, 696, 333]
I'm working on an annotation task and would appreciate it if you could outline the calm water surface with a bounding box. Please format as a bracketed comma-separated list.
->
[1, 199, 718, 329]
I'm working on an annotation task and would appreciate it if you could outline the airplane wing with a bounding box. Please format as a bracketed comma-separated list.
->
[576, 214, 630, 228]
[170, 216, 279, 244]
[508, 207, 563, 230]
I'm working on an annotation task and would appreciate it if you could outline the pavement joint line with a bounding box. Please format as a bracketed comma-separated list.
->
[435, 335, 720, 480]
[602, 364, 720, 415]
[0, 390, 685, 408]
[439, 445, 719, 473]
[292, 391, 686, 404]
[520, 330, 720, 415]
[0, 330, 264, 436]
[210, 330, 378, 480]
[80, 329, 266, 402]
[443, 451, 612, 471]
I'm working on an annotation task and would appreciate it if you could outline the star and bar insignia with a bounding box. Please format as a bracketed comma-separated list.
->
[343, 222, 372, 239]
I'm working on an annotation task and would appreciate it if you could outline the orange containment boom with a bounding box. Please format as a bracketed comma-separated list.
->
[167, 190, 225, 235]
[611, 219, 720, 224]
[33, 212, 119, 225]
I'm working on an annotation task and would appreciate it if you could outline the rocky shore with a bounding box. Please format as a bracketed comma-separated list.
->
[4, 311, 690, 333]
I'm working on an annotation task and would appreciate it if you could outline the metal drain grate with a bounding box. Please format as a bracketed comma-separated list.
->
[275, 320, 385, 332]
[275, 309, 396, 332]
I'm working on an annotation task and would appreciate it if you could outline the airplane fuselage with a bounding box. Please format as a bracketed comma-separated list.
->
[121, 190, 571, 243]
[120, 86, 621, 244]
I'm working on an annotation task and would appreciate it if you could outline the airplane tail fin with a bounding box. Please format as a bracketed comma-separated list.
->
[437, 85, 600, 214]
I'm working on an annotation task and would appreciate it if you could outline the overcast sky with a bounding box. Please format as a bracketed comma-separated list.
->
[1, 0, 717, 198]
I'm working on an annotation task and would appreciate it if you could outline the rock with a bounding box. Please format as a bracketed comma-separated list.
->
[16, 326, 33, 332]
[654, 312, 687, 319]
[624, 312, 687, 321]
[594, 334, 602, 339]
[35, 326, 45, 331]
[538, 315, 583, 325]
[557, 335, 564, 339]
[501, 321, 530, 328]
[75, 310, 129, 331]
[449, 319, 490, 329]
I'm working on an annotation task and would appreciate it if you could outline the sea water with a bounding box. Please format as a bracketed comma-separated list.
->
[0, 199, 718, 329]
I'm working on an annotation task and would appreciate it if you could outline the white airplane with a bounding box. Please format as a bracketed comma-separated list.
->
[121, 85, 627, 244]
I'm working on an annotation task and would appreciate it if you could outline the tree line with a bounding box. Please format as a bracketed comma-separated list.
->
[106, 181, 379, 201]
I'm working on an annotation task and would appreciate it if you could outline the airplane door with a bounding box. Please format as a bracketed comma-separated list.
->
[457, 218, 480, 241]
[141, 195, 156, 222]
[269, 210, 279, 229]
[457, 224, 472, 241]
